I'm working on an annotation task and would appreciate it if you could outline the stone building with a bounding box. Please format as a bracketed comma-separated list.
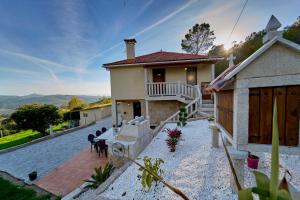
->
[207, 15, 300, 154]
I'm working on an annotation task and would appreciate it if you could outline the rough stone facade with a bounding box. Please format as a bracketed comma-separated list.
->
[148, 100, 184, 125]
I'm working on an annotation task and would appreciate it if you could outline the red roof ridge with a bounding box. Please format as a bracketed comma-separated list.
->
[103, 51, 222, 67]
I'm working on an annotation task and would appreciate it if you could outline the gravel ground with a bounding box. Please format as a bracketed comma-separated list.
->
[0, 117, 112, 181]
[80, 120, 237, 200]
[244, 151, 300, 191]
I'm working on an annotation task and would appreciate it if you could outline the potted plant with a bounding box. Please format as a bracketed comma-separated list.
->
[28, 171, 37, 181]
[247, 152, 259, 169]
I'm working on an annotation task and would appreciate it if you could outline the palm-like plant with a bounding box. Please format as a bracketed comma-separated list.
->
[84, 163, 115, 189]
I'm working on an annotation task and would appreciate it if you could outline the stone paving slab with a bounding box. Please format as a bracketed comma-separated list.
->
[35, 146, 108, 196]
[0, 117, 112, 182]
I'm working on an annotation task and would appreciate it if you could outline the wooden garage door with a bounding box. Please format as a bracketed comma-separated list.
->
[217, 90, 234, 136]
[248, 86, 300, 146]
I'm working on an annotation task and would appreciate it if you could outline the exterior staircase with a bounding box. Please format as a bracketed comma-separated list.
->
[162, 85, 214, 123]
[145, 81, 214, 126]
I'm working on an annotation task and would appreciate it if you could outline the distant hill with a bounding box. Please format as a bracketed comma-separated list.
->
[0, 94, 101, 116]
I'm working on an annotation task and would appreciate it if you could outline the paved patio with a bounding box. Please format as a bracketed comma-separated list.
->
[0, 117, 112, 182]
[35, 146, 108, 196]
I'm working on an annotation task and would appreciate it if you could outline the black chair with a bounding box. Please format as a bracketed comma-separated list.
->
[95, 130, 102, 137]
[97, 139, 108, 158]
[88, 134, 97, 152]
[101, 127, 107, 133]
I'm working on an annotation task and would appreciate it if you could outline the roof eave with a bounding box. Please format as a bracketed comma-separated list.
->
[103, 58, 223, 68]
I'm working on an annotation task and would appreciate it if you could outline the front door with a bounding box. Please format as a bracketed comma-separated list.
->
[186, 67, 197, 85]
[201, 82, 212, 100]
[152, 68, 165, 82]
[133, 102, 141, 118]
[152, 68, 165, 95]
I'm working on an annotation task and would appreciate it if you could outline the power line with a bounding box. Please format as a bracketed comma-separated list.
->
[227, 0, 248, 43]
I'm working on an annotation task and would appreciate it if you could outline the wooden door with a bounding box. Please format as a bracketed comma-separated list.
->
[201, 82, 212, 100]
[133, 102, 141, 118]
[248, 86, 299, 146]
[285, 86, 300, 146]
[248, 89, 260, 143]
[152, 68, 165, 82]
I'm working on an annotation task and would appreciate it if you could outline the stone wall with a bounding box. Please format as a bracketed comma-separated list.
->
[148, 100, 184, 125]
[80, 105, 111, 126]
[118, 100, 146, 122]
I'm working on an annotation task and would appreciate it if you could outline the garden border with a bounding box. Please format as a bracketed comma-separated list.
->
[0, 122, 96, 155]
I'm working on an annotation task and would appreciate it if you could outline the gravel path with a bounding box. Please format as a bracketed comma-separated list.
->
[0, 117, 112, 181]
[81, 120, 237, 200]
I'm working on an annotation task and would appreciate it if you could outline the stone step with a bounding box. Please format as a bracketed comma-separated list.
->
[201, 103, 214, 108]
[202, 100, 214, 104]
[200, 107, 214, 112]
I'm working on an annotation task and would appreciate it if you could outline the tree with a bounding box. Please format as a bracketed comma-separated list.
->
[208, 31, 264, 77]
[181, 23, 216, 54]
[208, 44, 228, 76]
[10, 104, 61, 135]
[283, 16, 300, 44]
[67, 96, 86, 110]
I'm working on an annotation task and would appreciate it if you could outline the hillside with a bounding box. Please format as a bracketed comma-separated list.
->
[0, 94, 101, 116]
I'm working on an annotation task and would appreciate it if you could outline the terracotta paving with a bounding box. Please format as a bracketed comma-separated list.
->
[35, 145, 107, 197]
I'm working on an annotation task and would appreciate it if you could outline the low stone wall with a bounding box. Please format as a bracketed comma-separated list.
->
[0, 122, 95, 155]
[80, 105, 112, 126]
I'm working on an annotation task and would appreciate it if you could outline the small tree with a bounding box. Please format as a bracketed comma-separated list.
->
[181, 23, 216, 54]
[10, 104, 61, 135]
[177, 107, 187, 127]
[67, 96, 86, 110]
[283, 16, 300, 44]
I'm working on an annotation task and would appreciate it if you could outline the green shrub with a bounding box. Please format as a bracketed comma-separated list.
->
[177, 107, 187, 127]
[138, 156, 164, 190]
[84, 163, 115, 189]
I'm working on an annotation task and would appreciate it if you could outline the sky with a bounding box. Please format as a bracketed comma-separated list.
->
[0, 0, 299, 96]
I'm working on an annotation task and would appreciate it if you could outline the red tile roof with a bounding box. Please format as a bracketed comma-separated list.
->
[206, 63, 240, 93]
[103, 51, 221, 67]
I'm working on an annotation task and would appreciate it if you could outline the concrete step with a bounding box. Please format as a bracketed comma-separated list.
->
[200, 107, 214, 112]
[202, 100, 214, 104]
[201, 103, 214, 108]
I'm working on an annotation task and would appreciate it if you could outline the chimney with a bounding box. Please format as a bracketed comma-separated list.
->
[263, 15, 282, 44]
[124, 38, 137, 59]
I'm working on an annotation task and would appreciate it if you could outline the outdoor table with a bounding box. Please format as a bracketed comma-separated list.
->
[94, 128, 119, 142]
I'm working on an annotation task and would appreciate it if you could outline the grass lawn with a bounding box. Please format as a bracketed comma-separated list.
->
[0, 130, 42, 150]
[50, 121, 69, 132]
[0, 121, 68, 150]
[0, 177, 60, 200]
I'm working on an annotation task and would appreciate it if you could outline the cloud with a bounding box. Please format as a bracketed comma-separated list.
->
[0, 49, 73, 72]
[0, 67, 40, 75]
[87, 0, 197, 62]
[0, 48, 78, 82]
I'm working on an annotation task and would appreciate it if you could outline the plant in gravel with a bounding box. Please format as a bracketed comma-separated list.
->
[164, 128, 182, 152]
[207, 116, 214, 122]
[164, 128, 182, 139]
[138, 156, 164, 190]
[177, 107, 188, 127]
[133, 156, 190, 200]
[238, 99, 293, 200]
[166, 137, 178, 152]
[84, 163, 115, 189]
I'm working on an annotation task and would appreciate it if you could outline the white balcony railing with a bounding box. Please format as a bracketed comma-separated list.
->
[146, 81, 196, 99]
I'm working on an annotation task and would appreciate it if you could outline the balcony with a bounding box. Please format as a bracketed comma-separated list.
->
[146, 81, 200, 103]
